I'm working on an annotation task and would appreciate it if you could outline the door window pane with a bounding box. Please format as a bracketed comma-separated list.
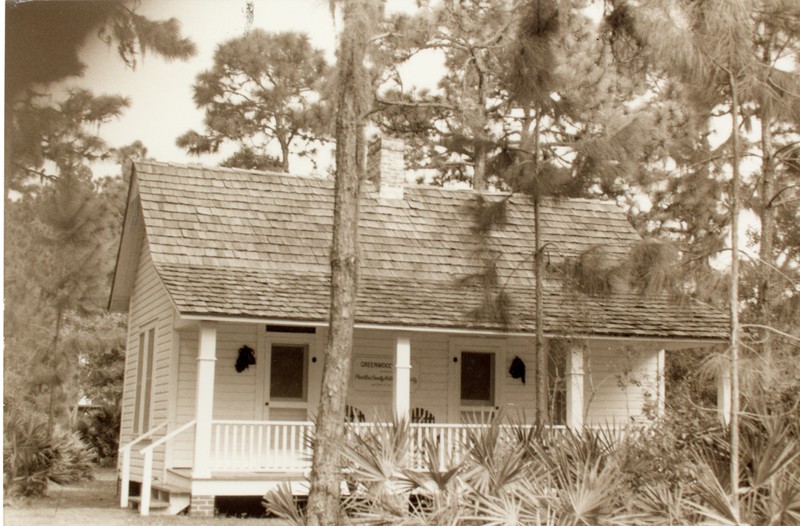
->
[270, 345, 307, 400]
[461, 352, 494, 406]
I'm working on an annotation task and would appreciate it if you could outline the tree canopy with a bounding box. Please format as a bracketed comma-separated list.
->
[5, 0, 196, 101]
[177, 29, 331, 172]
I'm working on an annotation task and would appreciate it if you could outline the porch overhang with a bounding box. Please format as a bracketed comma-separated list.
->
[174, 313, 726, 349]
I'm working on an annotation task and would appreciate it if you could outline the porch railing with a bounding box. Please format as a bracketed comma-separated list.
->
[122, 418, 608, 517]
[211, 420, 314, 471]
[208, 420, 570, 472]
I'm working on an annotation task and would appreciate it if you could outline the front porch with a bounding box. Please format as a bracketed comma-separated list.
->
[121, 417, 571, 515]
[118, 320, 717, 516]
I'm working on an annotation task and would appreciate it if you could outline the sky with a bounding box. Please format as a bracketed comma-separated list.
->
[70, 0, 440, 177]
[15, 0, 760, 261]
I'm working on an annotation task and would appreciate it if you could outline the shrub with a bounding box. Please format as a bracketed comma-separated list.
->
[265, 408, 799, 524]
[618, 409, 728, 492]
[3, 406, 96, 497]
[3, 409, 56, 497]
[76, 405, 120, 466]
[48, 427, 96, 485]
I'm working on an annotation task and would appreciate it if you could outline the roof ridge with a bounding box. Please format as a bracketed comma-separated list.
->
[133, 159, 327, 182]
[135, 159, 619, 207]
[404, 185, 619, 205]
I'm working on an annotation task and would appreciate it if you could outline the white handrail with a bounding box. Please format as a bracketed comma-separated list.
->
[138, 420, 196, 517]
[118, 421, 170, 509]
[140, 419, 197, 454]
[120, 420, 170, 451]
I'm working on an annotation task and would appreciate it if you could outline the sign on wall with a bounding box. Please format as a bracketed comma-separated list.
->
[352, 355, 419, 392]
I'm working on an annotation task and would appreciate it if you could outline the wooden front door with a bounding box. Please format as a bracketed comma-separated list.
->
[260, 334, 311, 421]
[449, 338, 505, 423]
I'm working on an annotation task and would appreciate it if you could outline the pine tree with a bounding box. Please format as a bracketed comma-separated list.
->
[375, 0, 517, 189]
[602, 0, 800, 506]
[306, 1, 378, 524]
[6, 90, 132, 436]
[176, 30, 331, 172]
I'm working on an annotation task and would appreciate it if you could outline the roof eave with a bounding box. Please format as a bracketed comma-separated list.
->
[173, 311, 727, 344]
[108, 163, 142, 312]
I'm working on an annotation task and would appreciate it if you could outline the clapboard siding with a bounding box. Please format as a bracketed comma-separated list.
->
[172, 328, 198, 467]
[504, 336, 538, 421]
[163, 323, 661, 470]
[346, 332, 541, 424]
[410, 332, 450, 422]
[119, 238, 176, 478]
[213, 324, 259, 419]
[171, 323, 260, 468]
[584, 345, 659, 425]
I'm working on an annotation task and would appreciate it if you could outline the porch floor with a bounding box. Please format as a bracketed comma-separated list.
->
[168, 467, 310, 497]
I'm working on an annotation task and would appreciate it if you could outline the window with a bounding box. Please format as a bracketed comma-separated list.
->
[270, 345, 307, 401]
[460, 351, 495, 406]
[133, 327, 156, 434]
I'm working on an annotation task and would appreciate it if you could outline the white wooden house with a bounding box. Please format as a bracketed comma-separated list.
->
[109, 139, 728, 516]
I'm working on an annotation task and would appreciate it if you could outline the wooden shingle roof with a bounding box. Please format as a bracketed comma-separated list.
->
[121, 160, 728, 340]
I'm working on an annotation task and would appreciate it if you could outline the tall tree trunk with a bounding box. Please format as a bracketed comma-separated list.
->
[534, 196, 547, 423]
[728, 71, 741, 510]
[306, 1, 368, 524]
[473, 144, 487, 191]
[531, 114, 547, 424]
[47, 306, 65, 438]
[279, 139, 290, 173]
[757, 98, 775, 355]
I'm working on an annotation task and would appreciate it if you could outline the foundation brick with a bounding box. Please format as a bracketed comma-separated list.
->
[190, 495, 215, 517]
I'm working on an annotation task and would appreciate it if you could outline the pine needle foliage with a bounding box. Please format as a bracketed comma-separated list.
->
[177, 30, 331, 172]
[626, 238, 682, 297]
[505, 0, 562, 111]
[460, 196, 514, 327]
[560, 239, 684, 298]
[468, 195, 509, 236]
[6, 1, 195, 98]
[562, 245, 621, 297]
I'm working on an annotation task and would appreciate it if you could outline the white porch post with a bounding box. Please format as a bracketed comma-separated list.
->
[193, 322, 217, 478]
[394, 336, 411, 421]
[717, 362, 732, 425]
[565, 346, 585, 431]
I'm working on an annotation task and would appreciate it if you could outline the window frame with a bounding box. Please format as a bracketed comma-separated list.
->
[460, 351, 496, 407]
[132, 323, 157, 434]
[268, 343, 309, 403]
[449, 338, 506, 422]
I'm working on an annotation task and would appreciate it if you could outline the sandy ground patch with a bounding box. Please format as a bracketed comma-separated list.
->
[4, 468, 288, 525]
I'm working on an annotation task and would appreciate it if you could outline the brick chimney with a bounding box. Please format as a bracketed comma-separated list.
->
[367, 137, 406, 199]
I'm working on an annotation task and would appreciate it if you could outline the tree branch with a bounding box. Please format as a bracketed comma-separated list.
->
[11, 161, 56, 181]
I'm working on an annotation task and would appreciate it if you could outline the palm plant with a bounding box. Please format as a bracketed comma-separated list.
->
[265, 404, 799, 524]
[341, 417, 412, 520]
[687, 412, 800, 525]
[263, 482, 306, 526]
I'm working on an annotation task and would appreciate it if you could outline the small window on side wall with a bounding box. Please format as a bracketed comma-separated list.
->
[133, 326, 156, 434]
[460, 351, 495, 406]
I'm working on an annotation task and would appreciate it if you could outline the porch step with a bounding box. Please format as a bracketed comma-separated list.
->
[153, 482, 190, 495]
[128, 482, 191, 515]
[128, 496, 170, 511]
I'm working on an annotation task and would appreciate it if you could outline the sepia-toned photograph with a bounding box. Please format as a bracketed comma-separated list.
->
[5, 0, 799, 524]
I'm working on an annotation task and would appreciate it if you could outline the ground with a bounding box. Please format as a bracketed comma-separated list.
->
[4, 468, 287, 525]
